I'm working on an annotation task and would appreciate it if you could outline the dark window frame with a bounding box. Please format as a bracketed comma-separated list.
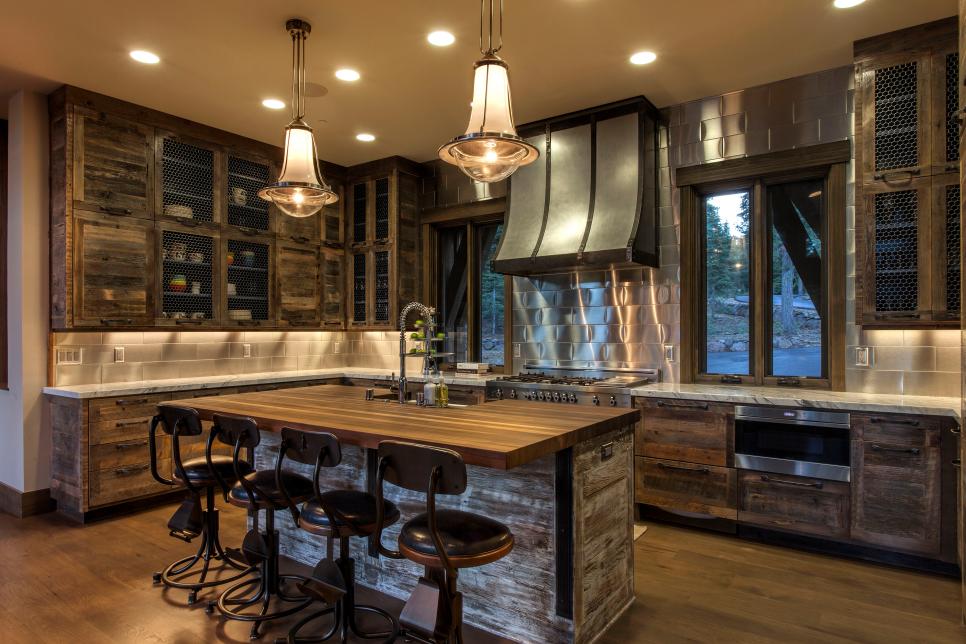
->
[679, 142, 848, 390]
[421, 199, 511, 372]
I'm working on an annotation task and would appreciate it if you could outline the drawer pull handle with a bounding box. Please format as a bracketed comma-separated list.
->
[98, 205, 133, 216]
[656, 401, 710, 410]
[872, 168, 921, 182]
[760, 475, 823, 489]
[869, 417, 919, 427]
[871, 443, 920, 455]
[115, 398, 149, 406]
[953, 459, 962, 468]
[114, 464, 149, 477]
[950, 427, 961, 435]
[100, 318, 135, 325]
[115, 440, 148, 450]
[657, 462, 710, 474]
[114, 419, 146, 428]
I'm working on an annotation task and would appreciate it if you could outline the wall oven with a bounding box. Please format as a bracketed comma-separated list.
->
[734, 406, 851, 482]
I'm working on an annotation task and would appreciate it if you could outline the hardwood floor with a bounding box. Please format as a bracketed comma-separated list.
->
[0, 505, 962, 643]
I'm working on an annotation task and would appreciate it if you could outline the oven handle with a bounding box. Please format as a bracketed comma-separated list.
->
[734, 415, 851, 430]
[760, 475, 823, 489]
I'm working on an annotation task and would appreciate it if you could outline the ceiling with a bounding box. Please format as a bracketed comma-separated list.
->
[0, 0, 956, 166]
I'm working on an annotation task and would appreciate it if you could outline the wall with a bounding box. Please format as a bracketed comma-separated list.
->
[0, 91, 49, 493]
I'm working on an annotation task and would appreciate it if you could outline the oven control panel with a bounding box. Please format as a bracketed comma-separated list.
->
[486, 387, 626, 407]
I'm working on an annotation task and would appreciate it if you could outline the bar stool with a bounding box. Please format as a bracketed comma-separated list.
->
[373, 441, 514, 644]
[148, 405, 254, 605]
[206, 413, 314, 640]
[274, 427, 400, 644]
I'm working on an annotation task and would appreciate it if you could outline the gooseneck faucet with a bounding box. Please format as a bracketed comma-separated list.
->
[398, 301, 437, 404]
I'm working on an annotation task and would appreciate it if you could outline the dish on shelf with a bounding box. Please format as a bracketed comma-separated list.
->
[227, 283, 237, 296]
[164, 204, 194, 219]
[230, 187, 248, 206]
[240, 250, 256, 267]
[228, 309, 252, 320]
[168, 275, 187, 292]
[190, 311, 205, 320]
[188, 252, 204, 263]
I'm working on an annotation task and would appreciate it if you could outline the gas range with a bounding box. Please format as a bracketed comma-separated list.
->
[486, 364, 659, 407]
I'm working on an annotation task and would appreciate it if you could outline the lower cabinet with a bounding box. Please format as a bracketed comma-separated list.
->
[635, 456, 737, 520]
[738, 471, 850, 540]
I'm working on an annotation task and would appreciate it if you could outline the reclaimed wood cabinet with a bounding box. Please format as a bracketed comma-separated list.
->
[635, 456, 738, 520]
[738, 470, 850, 540]
[855, 18, 961, 327]
[277, 241, 322, 327]
[636, 398, 733, 466]
[346, 158, 422, 329]
[50, 86, 350, 330]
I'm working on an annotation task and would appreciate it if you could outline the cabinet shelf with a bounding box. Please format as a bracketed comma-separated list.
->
[227, 264, 267, 273]
[228, 295, 267, 302]
[164, 291, 212, 298]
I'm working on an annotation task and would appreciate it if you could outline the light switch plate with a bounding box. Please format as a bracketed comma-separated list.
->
[114, 346, 125, 363]
[334, 342, 341, 354]
[513, 343, 521, 358]
[243, 343, 252, 358]
[855, 346, 871, 367]
[663, 344, 675, 362]
[56, 348, 82, 365]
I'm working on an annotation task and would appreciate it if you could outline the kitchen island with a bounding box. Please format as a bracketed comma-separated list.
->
[163, 384, 639, 644]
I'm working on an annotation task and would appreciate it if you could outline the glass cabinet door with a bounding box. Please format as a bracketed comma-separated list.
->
[224, 237, 273, 326]
[159, 226, 218, 326]
[226, 155, 274, 232]
[157, 134, 218, 228]
[351, 252, 367, 326]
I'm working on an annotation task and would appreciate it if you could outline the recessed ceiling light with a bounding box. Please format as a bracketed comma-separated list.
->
[427, 31, 456, 47]
[629, 51, 657, 65]
[261, 98, 285, 110]
[833, 0, 865, 7]
[335, 68, 361, 82]
[356, 133, 376, 142]
[129, 50, 160, 65]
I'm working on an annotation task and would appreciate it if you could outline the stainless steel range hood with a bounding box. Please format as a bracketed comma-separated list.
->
[493, 97, 662, 276]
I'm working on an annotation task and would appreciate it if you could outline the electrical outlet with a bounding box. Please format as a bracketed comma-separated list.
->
[663, 344, 675, 363]
[855, 346, 871, 367]
[334, 341, 341, 354]
[243, 343, 252, 358]
[114, 347, 125, 363]
[56, 348, 82, 365]
[513, 343, 521, 358]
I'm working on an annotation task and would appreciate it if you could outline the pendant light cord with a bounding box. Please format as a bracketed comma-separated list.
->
[479, 0, 503, 55]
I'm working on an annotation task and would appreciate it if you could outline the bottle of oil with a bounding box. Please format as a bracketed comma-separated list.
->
[438, 376, 449, 408]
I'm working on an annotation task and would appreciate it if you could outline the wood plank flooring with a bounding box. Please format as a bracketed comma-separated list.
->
[0, 504, 962, 643]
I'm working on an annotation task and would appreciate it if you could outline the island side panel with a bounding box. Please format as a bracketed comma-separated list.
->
[257, 435, 574, 644]
[572, 424, 635, 644]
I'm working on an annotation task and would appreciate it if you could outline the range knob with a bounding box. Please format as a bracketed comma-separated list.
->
[569, 393, 578, 403]
[537, 391, 545, 401]
[496, 388, 504, 400]
[509, 389, 516, 399]
[552, 392, 560, 402]
[592, 395, 600, 406]
[609, 395, 617, 407]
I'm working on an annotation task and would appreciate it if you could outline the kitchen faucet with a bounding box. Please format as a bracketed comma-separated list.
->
[397, 301, 438, 404]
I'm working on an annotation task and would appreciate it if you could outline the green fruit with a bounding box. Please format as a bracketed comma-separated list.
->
[435, 332, 445, 339]
[414, 319, 424, 327]
[410, 332, 420, 340]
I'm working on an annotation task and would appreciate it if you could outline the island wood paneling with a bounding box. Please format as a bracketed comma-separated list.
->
[165, 385, 640, 469]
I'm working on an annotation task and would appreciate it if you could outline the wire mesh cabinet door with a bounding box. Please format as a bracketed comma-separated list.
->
[157, 223, 220, 327]
[226, 153, 276, 234]
[276, 242, 321, 327]
[222, 234, 275, 327]
[857, 53, 932, 186]
[155, 131, 222, 229]
[930, 173, 961, 323]
[322, 182, 345, 248]
[71, 106, 155, 220]
[72, 211, 156, 327]
[321, 248, 345, 329]
[929, 46, 960, 176]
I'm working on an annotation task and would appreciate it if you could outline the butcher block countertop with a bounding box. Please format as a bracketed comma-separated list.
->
[163, 384, 640, 470]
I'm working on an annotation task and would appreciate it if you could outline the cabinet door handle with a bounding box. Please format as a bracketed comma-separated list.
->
[179, 219, 201, 228]
[175, 318, 204, 325]
[657, 462, 711, 474]
[953, 459, 962, 468]
[114, 464, 149, 477]
[760, 475, 823, 489]
[872, 168, 921, 182]
[869, 417, 919, 427]
[871, 443, 920, 455]
[873, 312, 921, 320]
[291, 235, 310, 244]
[114, 440, 148, 450]
[656, 401, 710, 410]
[950, 426, 961, 435]
[114, 419, 147, 428]
[100, 318, 135, 326]
[115, 398, 149, 406]
[98, 205, 133, 216]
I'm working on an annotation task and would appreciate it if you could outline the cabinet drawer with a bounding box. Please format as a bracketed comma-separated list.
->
[90, 415, 154, 445]
[635, 456, 737, 520]
[90, 437, 165, 471]
[89, 393, 169, 424]
[851, 414, 941, 447]
[637, 398, 733, 466]
[89, 459, 170, 508]
[738, 471, 850, 539]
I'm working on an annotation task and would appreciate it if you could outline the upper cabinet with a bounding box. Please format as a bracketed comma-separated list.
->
[854, 18, 960, 328]
[50, 86, 349, 330]
[71, 107, 154, 219]
[345, 158, 422, 329]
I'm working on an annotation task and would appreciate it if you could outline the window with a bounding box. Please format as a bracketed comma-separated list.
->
[679, 142, 848, 389]
[425, 203, 509, 371]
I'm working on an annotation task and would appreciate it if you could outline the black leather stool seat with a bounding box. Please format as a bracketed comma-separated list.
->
[173, 455, 254, 485]
[399, 509, 513, 568]
[298, 490, 400, 536]
[228, 470, 314, 509]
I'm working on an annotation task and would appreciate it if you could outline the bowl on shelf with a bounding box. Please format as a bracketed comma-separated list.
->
[168, 275, 187, 292]
[170, 311, 187, 320]
[188, 252, 204, 263]
[240, 250, 256, 267]
[227, 282, 237, 296]
[164, 204, 193, 219]
[190, 311, 206, 320]
[228, 309, 252, 321]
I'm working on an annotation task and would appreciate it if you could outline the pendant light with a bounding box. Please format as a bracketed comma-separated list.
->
[438, 0, 538, 183]
[258, 19, 338, 218]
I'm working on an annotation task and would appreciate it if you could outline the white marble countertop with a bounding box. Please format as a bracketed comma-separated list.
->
[42, 368, 499, 399]
[629, 383, 962, 421]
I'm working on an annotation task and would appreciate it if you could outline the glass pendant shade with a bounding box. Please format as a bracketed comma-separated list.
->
[439, 55, 539, 183]
[259, 122, 337, 218]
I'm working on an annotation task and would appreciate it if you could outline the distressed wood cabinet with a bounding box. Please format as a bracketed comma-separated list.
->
[738, 470, 850, 540]
[854, 18, 960, 327]
[636, 398, 733, 466]
[277, 241, 322, 327]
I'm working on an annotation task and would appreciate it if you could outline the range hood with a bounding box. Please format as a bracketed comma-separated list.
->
[493, 97, 662, 276]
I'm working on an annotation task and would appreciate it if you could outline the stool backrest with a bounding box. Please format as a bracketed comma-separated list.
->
[149, 406, 203, 490]
[377, 441, 467, 495]
[276, 428, 344, 528]
[154, 405, 203, 436]
[210, 413, 261, 504]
